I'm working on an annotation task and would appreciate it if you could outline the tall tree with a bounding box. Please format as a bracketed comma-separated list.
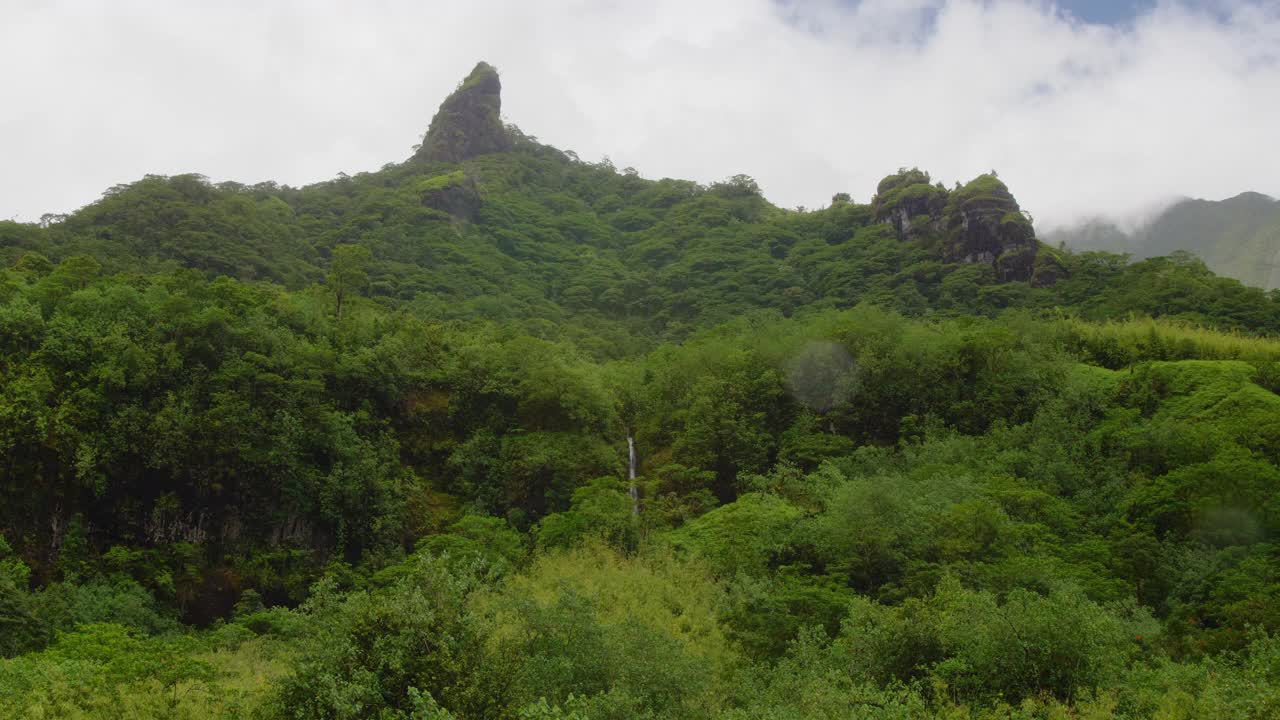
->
[327, 244, 371, 321]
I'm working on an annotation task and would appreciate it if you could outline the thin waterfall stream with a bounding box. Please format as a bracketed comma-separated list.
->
[627, 433, 639, 516]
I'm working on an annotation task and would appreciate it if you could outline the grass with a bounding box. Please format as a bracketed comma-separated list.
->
[1062, 316, 1280, 366]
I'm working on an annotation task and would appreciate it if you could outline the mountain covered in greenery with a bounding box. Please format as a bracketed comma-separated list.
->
[1049, 191, 1280, 290]
[8, 63, 1280, 349]
[4, 61, 1280, 718]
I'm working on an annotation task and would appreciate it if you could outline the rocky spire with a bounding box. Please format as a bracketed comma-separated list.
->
[415, 61, 512, 164]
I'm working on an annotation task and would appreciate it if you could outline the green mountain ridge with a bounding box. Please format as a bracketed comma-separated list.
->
[1048, 191, 1280, 290]
[6, 61, 1280, 352]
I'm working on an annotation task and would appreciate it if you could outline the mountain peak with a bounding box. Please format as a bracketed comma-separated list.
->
[1221, 191, 1277, 208]
[415, 61, 512, 164]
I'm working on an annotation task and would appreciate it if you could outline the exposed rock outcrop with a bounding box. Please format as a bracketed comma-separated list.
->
[871, 170, 1042, 283]
[418, 170, 482, 222]
[1030, 249, 1065, 288]
[941, 175, 1038, 282]
[415, 61, 512, 164]
[872, 168, 947, 239]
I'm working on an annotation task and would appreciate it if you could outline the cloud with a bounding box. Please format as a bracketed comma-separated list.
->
[0, 0, 1277, 229]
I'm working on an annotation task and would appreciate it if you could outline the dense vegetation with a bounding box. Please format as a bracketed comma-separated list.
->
[5, 63, 1280, 717]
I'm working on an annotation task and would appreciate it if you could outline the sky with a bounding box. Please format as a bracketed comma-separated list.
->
[1057, 0, 1154, 23]
[0, 0, 1277, 230]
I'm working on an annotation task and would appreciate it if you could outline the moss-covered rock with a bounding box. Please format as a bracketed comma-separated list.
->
[870, 170, 1044, 284]
[942, 174, 1038, 281]
[415, 62, 512, 164]
[1030, 242, 1066, 287]
[872, 168, 948, 238]
[418, 170, 481, 221]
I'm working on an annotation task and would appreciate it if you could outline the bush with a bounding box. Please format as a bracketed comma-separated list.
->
[31, 579, 179, 638]
[482, 544, 734, 719]
[264, 554, 501, 720]
[835, 577, 1151, 704]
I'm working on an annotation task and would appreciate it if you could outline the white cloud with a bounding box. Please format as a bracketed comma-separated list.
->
[0, 0, 1277, 229]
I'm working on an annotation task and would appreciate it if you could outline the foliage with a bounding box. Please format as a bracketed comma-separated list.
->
[265, 555, 501, 719]
[480, 544, 735, 719]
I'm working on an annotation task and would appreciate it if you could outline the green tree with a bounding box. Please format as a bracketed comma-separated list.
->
[327, 244, 371, 321]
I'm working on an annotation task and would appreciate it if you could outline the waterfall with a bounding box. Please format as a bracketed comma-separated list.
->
[627, 433, 639, 516]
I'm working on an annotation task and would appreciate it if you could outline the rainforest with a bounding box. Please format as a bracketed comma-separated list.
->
[3, 62, 1280, 718]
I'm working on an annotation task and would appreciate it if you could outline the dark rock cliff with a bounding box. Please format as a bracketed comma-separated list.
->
[941, 175, 1038, 282]
[415, 61, 512, 164]
[418, 170, 482, 222]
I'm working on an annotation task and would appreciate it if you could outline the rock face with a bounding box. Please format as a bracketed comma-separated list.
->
[941, 175, 1037, 282]
[872, 170, 1042, 283]
[872, 169, 947, 239]
[418, 170, 482, 222]
[415, 62, 512, 164]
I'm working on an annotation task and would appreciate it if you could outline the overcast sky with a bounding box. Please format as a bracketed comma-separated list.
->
[1, 0, 1277, 229]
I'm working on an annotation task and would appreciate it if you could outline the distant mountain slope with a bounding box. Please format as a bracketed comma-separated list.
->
[1048, 192, 1280, 289]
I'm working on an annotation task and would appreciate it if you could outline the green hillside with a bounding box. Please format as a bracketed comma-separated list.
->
[4, 62, 1280, 718]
